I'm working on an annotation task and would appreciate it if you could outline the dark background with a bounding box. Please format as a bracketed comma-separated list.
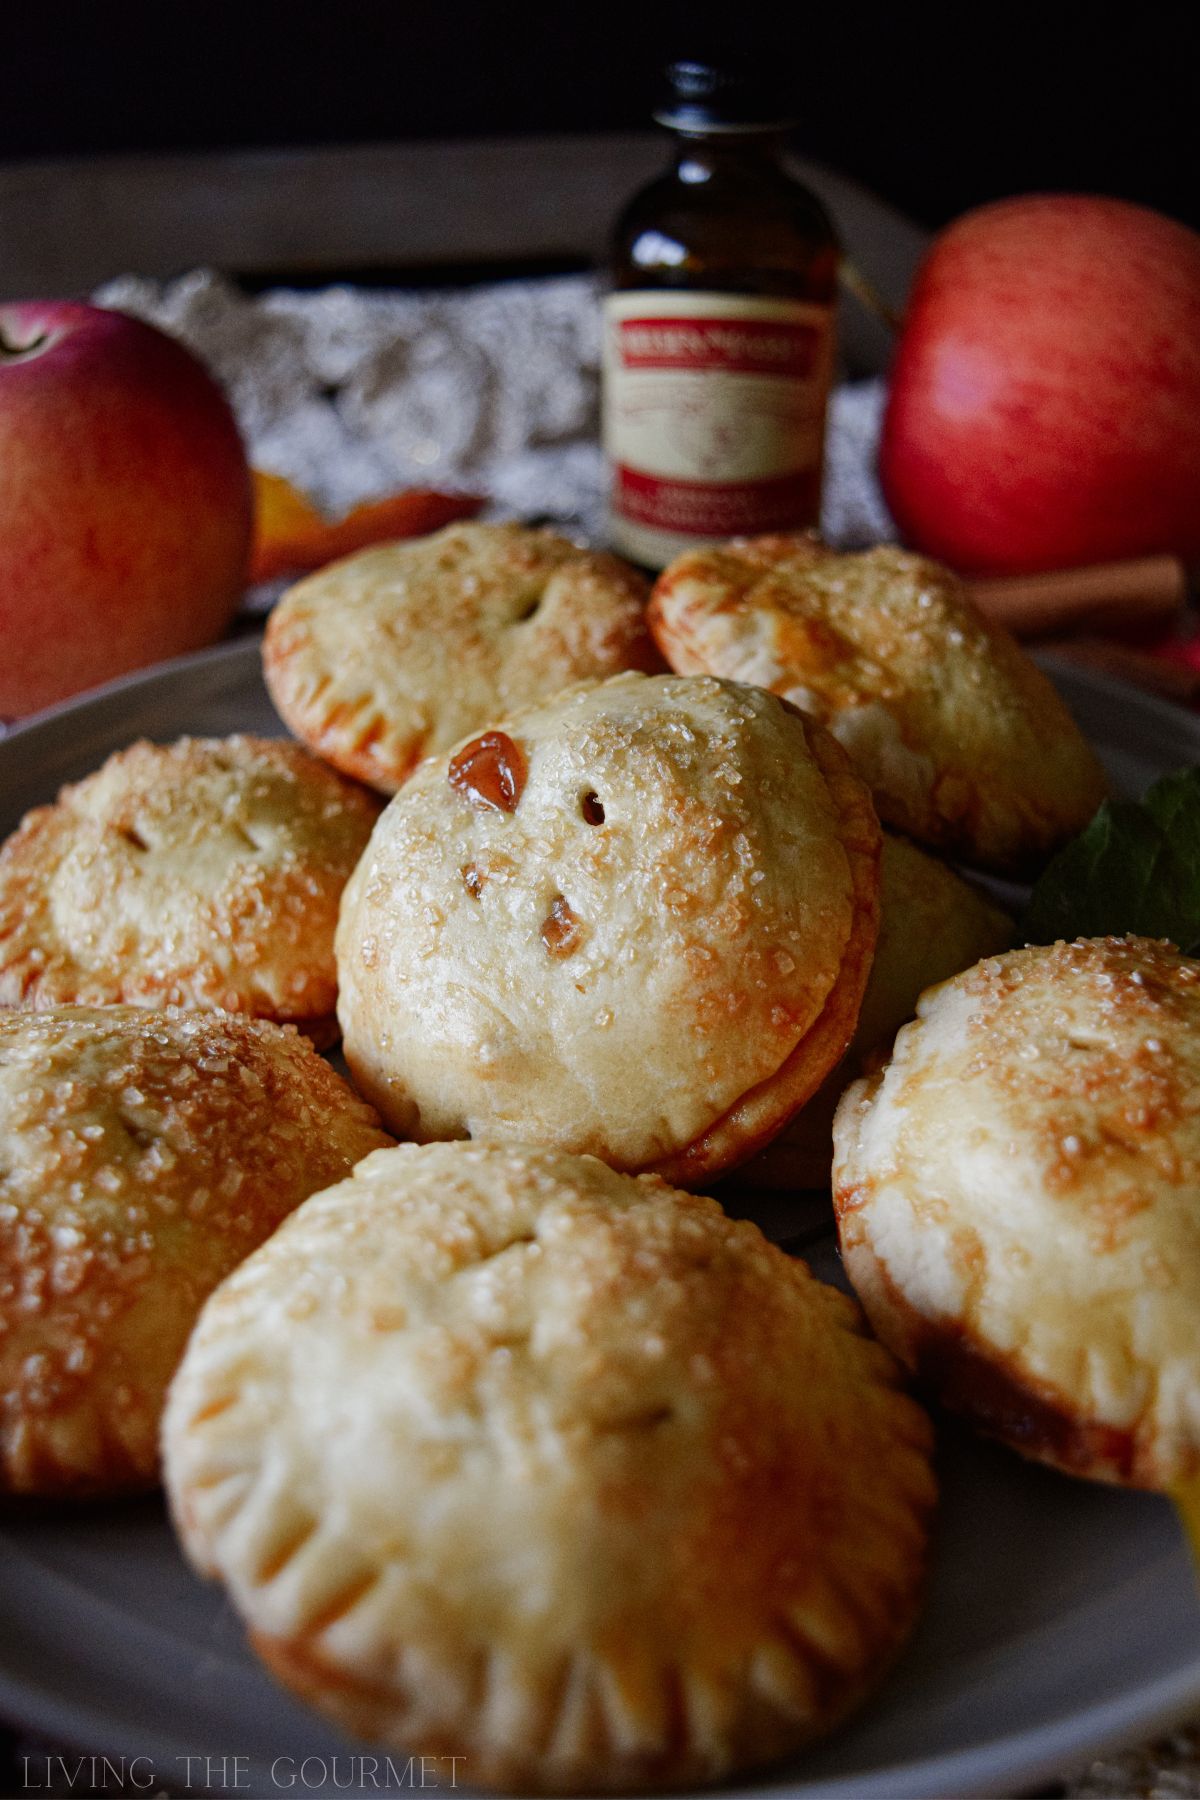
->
[0, 2, 1194, 234]
[0, 8, 1193, 1794]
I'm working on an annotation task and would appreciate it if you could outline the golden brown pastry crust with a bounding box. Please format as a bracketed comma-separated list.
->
[0, 735, 379, 1044]
[262, 522, 662, 793]
[648, 537, 1106, 873]
[0, 1006, 390, 1497]
[163, 1141, 935, 1793]
[336, 673, 881, 1183]
[833, 936, 1200, 1490]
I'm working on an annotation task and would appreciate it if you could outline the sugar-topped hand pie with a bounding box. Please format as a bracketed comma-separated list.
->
[163, 1140, 935, 1794]
[833, 936, 1200, 1490]
[263, 522, 661, 793]
[648, 537, 1106, 872]
[0, 1006, 390, 1496]
[0, 735, 379, 1045]
[336, 672, 882, 1184]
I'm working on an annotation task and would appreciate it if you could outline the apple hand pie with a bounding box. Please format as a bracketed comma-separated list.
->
[263, 521, 662, 794]
[0, 1005, 390, 1497]
[0, 734, 380, 1045]
[648, 537, 1106, 873]
[163, 1140, 935, 1794]
[336, 672, 882, 1184]
[834, 936, 1200, 1490]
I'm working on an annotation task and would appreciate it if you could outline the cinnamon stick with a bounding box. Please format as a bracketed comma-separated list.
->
[967, 554, 1187, 638]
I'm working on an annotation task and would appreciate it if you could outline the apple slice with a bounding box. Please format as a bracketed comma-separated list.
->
[250, 471, 484, 582]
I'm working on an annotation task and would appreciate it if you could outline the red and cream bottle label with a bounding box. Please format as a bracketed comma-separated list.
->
[602, 291, 835, 568]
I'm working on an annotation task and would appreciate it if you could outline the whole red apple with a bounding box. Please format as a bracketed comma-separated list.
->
[0, 302, 252, 717]
[879, 196, 1200, 576]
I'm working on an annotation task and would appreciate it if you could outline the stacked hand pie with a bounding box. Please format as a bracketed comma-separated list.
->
[741, 834, 1013, 1191]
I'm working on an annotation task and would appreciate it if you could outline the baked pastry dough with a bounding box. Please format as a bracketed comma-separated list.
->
[336, 672, 881, 1183]
[263, 522, 661, 793]
[741, 835, 1012, 1190]
[833, 936, 1200, 1490]
[163, 1140, 935, 1794]
[0, 735, 379, 1045]
[0, 1006, 390, 1496]
[648, 537, 1106, 872]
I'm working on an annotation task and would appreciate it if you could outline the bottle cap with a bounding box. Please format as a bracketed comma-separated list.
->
[653, 58, 799, 133]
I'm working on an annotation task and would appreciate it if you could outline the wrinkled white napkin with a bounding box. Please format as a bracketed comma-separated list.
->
[96, 268, 897, 605]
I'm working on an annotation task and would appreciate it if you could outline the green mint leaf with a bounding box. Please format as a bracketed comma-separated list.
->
[1144, 770, 1200, 920]
[1022, 768, 1200, 954]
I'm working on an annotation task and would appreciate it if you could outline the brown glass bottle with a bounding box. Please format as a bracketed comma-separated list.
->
[603, 60, 839, 568]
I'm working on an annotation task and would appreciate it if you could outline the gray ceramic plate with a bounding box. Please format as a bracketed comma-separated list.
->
[1, 640, 1198, 1800]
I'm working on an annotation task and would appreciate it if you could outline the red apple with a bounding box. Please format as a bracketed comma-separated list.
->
[0, 302, 252, 717]
[879, 196, 1200, 576]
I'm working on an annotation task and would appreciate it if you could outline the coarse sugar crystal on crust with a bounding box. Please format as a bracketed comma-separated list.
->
[833, 936, 1200, 1490]
[335, 672, 882, 1184]
[0, 735, 380, 1045]
[648, 537, 1107, 873]
[162, 1140, 936, 1795]
[0, 1005, 391, 1497]
[262, 521, 662, 794]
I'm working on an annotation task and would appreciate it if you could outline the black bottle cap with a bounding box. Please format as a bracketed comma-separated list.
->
[654, 57, 799, 133]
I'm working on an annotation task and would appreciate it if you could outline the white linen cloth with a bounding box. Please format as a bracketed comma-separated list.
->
[96, 268, 896, 598]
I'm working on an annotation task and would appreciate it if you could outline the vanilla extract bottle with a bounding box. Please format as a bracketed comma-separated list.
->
[603, 59, 839, 569]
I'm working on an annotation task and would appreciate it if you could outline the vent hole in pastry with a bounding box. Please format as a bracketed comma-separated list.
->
[631, 1404, 674, 1429]
[488, 1328, 531, 1351]
[115, 823, 149, 852]
[119, 1114, 161, 1152]
[231, 821, 267, 853]
[513, 591, 543, 623]
[597, 1404, 675, 1433]
[474, 1231, 537, 1265]
[581, 792, 605, 825]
